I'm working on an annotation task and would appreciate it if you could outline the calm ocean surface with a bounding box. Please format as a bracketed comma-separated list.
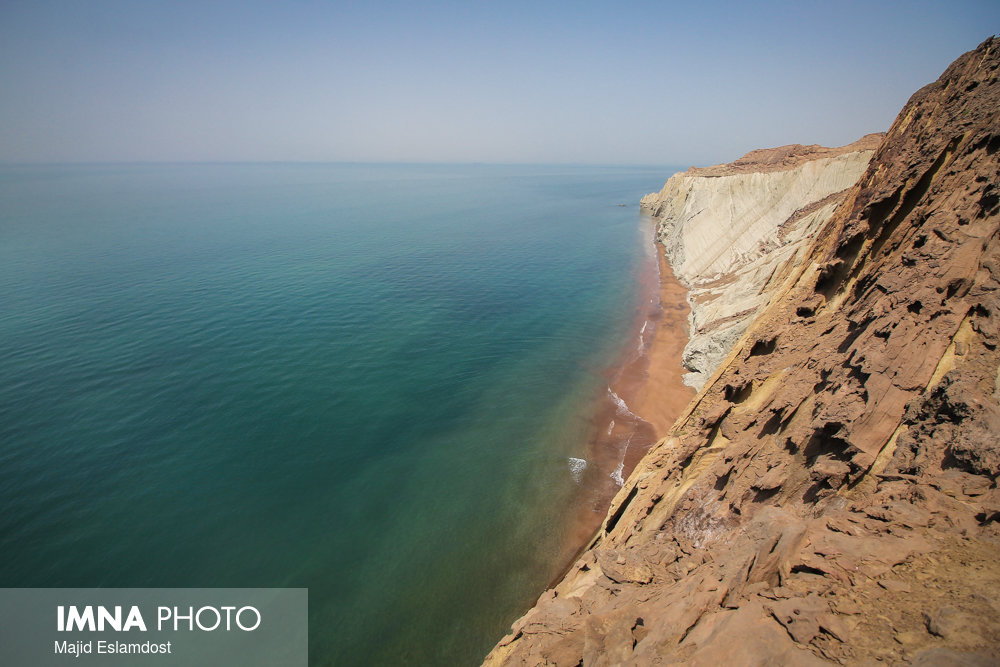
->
[0, 163, 672, 665]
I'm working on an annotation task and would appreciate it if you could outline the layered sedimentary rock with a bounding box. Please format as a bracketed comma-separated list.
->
[485, 38, 1000, 666]
[641, 135, 882, 389]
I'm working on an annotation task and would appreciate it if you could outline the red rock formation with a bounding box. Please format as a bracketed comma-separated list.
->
[484, 37, 1000, 666]
[688, 133, 884, 177]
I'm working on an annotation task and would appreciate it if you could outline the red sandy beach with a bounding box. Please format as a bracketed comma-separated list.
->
[559, 220, 696, 557]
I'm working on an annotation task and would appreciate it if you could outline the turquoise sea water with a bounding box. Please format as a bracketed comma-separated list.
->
[0, 163, 671, 665]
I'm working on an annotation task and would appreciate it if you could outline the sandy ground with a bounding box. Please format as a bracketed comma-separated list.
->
[555, 226, 695, 570]
[627, 240, 696, 438]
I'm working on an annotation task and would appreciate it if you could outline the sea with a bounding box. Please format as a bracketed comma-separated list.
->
[0, 162, 674, 665]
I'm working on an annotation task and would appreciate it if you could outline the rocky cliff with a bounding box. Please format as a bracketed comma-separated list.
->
[641, 135, 882, 389]
[484, 37, 1000, 666]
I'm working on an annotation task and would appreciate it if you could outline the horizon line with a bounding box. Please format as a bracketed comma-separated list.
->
[0, 159, 690, 170]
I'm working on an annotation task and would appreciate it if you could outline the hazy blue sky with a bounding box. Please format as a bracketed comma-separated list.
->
[1, 1, 997, 165]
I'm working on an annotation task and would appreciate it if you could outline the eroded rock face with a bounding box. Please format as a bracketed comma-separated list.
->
[641, 135, 882, 389]
[485, 38, 1000, 666]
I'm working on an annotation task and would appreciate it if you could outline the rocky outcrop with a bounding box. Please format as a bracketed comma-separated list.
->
[641, 135, 882, 389]
[485, 38, 1000, 666]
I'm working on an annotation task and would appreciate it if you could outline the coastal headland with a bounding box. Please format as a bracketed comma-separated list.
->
[641, 134, 883, 390]
[485, 37, 1000, 665]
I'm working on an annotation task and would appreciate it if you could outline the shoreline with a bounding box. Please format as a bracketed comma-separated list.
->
[557, 214, 696, 572]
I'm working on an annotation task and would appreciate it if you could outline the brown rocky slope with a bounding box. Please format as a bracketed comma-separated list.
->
[484, 37, 1000, 666]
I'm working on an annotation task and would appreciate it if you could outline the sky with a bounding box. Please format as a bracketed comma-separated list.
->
[0, 0, 997, 166]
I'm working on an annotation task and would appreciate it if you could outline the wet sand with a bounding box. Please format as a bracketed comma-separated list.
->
[558, 218, 696, 558]
[628, 248, 695, 437]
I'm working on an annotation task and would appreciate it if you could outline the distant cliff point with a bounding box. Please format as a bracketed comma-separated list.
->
[641, 134, 882, 389]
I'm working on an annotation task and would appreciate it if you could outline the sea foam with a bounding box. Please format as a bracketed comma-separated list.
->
[567, 457, 588, 484]
[610, 434, 632, 487]
[608, 388, 639, 420]
[610, 461, 625, 487]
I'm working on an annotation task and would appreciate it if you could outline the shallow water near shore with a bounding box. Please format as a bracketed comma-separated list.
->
[0, 162, 677, 665]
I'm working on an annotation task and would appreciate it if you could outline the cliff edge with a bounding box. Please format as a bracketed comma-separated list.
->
[641, 135, 882, 389]
[485, 37, 1000, 666]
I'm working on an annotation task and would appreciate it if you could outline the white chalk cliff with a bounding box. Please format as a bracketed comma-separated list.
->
[641, 135, 883, 389]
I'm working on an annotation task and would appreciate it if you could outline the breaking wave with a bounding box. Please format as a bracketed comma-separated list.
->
[608, 388, 639, 420]
[567, 457, 588, 484]
[610, 461, 625, 487]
